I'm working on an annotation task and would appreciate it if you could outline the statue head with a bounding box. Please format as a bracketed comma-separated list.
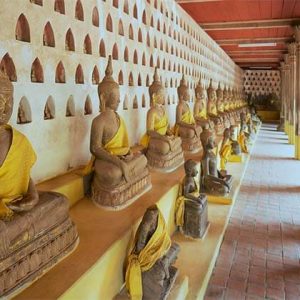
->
[216, 82, 223, 101]
[141, 205, 159, 230]
[207, 79, 216, 102]
[98, 56, 120, 112]
[195, 78, 206, 101]
[0, 71, 14, 126]
[149, 67, 165, 106]
[184, 159, 198, 177]
[177, 74, 190, 102]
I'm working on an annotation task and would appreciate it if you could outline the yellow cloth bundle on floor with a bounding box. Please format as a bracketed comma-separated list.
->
[125, 209, 171, 300]
[0, 126, 36, 218]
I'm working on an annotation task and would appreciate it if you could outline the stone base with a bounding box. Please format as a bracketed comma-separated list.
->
[181, 136, 202, 153]
[146, 148, 185, 173]
[91, 170, 152, 210]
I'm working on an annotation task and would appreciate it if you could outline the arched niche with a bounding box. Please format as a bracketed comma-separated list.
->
[138, 29, 143, 43]
[75, 0, 84, 21]
[146, 74, 150, 87]
[124, 47, 129, 62]
[106, 14, 113, 32]
[142, 53, 146, 66]
[65, 29, 75, 51]
[138, 74, 142, 86]
[118, 20, 124, 36]
[44, 96, 55, 120]
[0, 53, 17, 82]
[99, 39, 106, 57]
[133, 96, 138, 109]
[129, 24, 134, 40]
[123, 0, 129, 14]
[75, 64, 84, 84]
[150, 55, 153, 67]
[17, 97, 32, 124]
[54, 0, 65, 14]
[133, 4, 138, 19]
[92, 7, 99, 27]
[146, 33, 150, 47]
[43, 22, 55, 47]
[128, 72, 134, 86]
[31, 58, 44, 83]
[142, 95, 146, 108]
[55, 61, 65, 83]
[123, 96, 128, 110]
[133, 50, 138, 64]
[118, 71, 123, 85]
[84, 96, 93, 115]
[66, 96, 75, 117]
[142, 10, 146, 25]
[30, 0, 43, 5]
[83, 34, 92, 54]
[15, 14, 30, 42]
[92, 66, 100, 84]
[112, 44, 118, 60]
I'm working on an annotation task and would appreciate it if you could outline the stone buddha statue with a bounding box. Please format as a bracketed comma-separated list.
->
[238, 112, 249, 153]
[176, 160, 209, 239]
[228, 88, 236, 126]
[221, 85, 231, 128]
[175, 74, 202, 153]
[125, 205, 179, 300]
[201, 136, 233, 196]
[0, 71, 78, 297]
[200, 122, 215, 151]
[140, 68, 184, 172]
[207, 79, 223, 135]
[193, 78, 209, 128]
[90, 56, 151, 209]
[229, 125, 242, 155]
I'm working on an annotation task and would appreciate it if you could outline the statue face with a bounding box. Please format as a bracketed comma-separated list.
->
[104, 88, 120, 111]
[0, 94, 13, 125]
[183, 89, 190, 102]
[154, 89, 165, 105]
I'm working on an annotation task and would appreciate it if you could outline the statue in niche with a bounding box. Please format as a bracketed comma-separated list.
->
[193, 78, 209, 128]
[84, 100, 92, 115]
[176, 160, 209, 239]
[0, 71, 78, 298]
[31, 68, 37, 83]
[201, 136, 233, 196]
[125, 205, 179, 300]
[140, 68, 184, 172]
[174, 74, 202, 153]
[207, 79, 223, 135]
[17, 103, 29, 124]
[44, 102, 54, 120]
[89, 56, 151, 209]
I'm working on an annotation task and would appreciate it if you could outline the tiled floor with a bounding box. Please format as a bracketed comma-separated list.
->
[205, 124, 300, 300]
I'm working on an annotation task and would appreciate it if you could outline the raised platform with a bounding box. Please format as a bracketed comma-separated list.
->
[15, 130, 259, 300]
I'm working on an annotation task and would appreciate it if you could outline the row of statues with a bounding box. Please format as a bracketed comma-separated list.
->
[0, 55, 260, 298]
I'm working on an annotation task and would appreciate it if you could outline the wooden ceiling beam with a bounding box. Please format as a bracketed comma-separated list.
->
[176, 0, 223, 3]
[228, 50, 286, 55]
[200, 18, 300, 30]
[216, 37, 291, 45]
[234, 58, 281, 62]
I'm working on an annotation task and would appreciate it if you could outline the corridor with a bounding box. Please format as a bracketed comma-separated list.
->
[205, 124, 300, 300]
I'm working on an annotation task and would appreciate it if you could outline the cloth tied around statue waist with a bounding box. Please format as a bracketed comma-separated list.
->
[125, 209, 171, 300]
[174, 108, 195, 136]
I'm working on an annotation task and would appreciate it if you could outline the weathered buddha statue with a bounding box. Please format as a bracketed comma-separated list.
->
[0, 71, 78, 297]
[238, 112, 249, 153]
[201, 136, 233, 196]
[90, 56, 151, 209]
[193, 78, 209, 128]
[125, 205, 179, 300]
[44, 101, 54, 120]
[175, 74, 202, 152]
[176, 160, 208, 239]
[222, 86, 231, 128]
[207, 79, 223, 135]
[140, 68, 184, 172]
[229, 125, 242, 155]
[228, 88, 236, 126]
[200, 122, 215, 151]
[219, 128, 232, 171]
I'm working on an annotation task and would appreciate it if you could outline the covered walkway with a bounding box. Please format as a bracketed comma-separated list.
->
[206, 124, 300, 300]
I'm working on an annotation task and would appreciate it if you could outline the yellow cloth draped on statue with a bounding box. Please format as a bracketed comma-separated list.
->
[140, 113, 168, 147]
[125, 209, 171, 300]
[209, 104, 218, 116]
[174, 109, 195, 136]
[217, 103, 224, 113]
[219, 140, 232, 170]
[224, 102, 230, 112]
[0, 126, 36, 219]
[238, 133, 248, 153]
[83, 115, 130, 174]
[195, 108, 207, 119]
[175, 178, 199, 227]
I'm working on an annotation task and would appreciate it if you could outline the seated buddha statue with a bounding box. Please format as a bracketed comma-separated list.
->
[207, 79, 223, 135]
[140, 68, 184, 172]
[222, 86, 232, 129]
[229, 125, 242, 155]
[90, 56, 151, 209]
[238, 112, 249, 153]
[228, 88, 236, 126]
[175, 75, 202, 153]
[201, 136, 233, 196]
[0, 71, 78, 297]
[193, 78, 209, 128]
[176, 160, 209, 239]
[125, 205, 179, 300]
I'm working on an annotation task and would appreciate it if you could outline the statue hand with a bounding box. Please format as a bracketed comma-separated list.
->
[120, 161, 131, 183]
[8, 192, 39, 212]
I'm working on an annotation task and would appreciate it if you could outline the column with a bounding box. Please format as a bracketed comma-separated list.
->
[295, 26, 300, 158]
[288, 42, 296, 145]
[277, 61, 285, 131]
[284, 54, 290, 135]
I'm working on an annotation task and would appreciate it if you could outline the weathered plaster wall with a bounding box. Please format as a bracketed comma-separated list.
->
[0, 0, 243, 182]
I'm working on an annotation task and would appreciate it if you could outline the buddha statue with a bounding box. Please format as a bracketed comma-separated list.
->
[193, 78, 209, 128]
[125, 205, 179, 300]
[17, 103, 28, 124]
[200, 122, 215, 151]
[140, 68, 184, 172]
[0, 71, 78, 297]
[176, 160, 209, 239]
[207, 79, 223, 135]
[175, 74, 202, 153]
[229, 125, 242, 155]
[221, 86, 231, 128]
[90, 56, 151, 209]
[228, 88, 236, 126]
[201, 136, 233, 196]
[238, 112, 249, 153]
[44, 101, 54, 120]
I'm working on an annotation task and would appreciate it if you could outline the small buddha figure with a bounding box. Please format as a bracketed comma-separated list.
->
[125, 205, 179, 300]
[0, 71, 78, 297]
[238, 112, 249, 153]
[140, 68, 184, 172]
[200, 122, 215, 151]
[176, 160, 208, 239]
[90, 56, 151, 209]
[31, 68, 37, 82]
[201, 136, 233, 196]
[175, 74, 202, 153]
[44, 102, 54, 120]
[193, 78, 209, 128]
[207, 79, 223, 135]
[17, 103, 29, 124]
[229, 125, 242, 155]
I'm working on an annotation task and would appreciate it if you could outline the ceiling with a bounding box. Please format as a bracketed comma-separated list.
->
[177, 0, 300, 70]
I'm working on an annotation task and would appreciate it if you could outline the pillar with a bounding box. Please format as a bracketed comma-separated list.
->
[295, 26, 300, 159]
[284, 54, 290, 135]
[277, 61, 285, 131]
[288, 43, 296, 145]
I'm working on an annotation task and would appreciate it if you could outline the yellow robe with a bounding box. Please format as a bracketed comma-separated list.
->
[219, 139, 232, 170]
[238, 132, 248, 153]
[195, 108, 207, 120]
[174, 109, 195, 136]
[0, 126, 36, 218]
[140, 113, 168, 147]
[125, 208, 171, 300]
